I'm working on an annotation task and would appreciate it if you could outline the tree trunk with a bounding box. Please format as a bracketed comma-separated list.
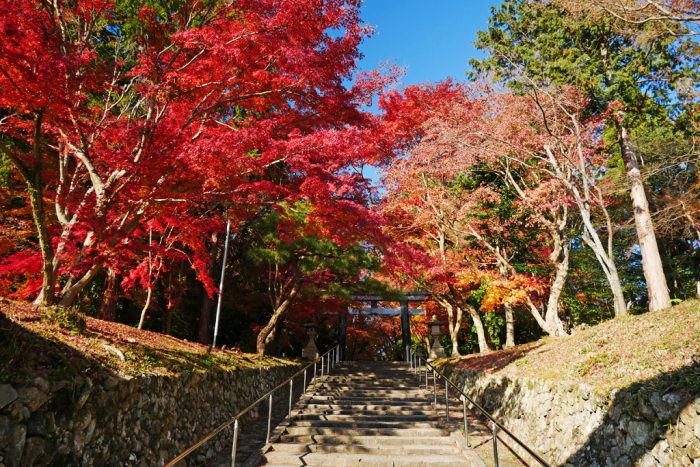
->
[580, 216, 628, 316]
[6, 114, 58, 306]
[461, 304, 491, 354]
[545, 239, 570, 336]
[99, 268, 119, 321]
[137, 287, 152, 330]
[607, 261, 628, 316]
[544, 145, 628, 316]
[620, 125, 672, 311]
[442, 301, 462, 357]
[164, 306, 173, 335]
[198, 232, 219, 344]
[198, 293, 214, 344]
[504, 303, 515, 348]
[256, 307, 284, 355]
[257, 281, 299, 355]
[28, 182, 57, 306]
[57, 265, 100, 306]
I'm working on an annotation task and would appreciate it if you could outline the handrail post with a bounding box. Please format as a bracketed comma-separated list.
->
[321, 355, 325, 377]
[230, 418, 239, 467]
[492, 421, 500, 467]
[314, 360, 317, 378]
[425, 366, 428, 390]
[445, 378, 450, 421]
[433, 369, 437, 409]
[462, 396, 469, 448]
[303, 367, 307, 393]
[288, 378, 293, 418]
[266, 394, 273, 444]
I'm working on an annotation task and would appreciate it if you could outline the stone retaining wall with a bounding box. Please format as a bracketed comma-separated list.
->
[0, 364, 301, 466]
[439, 364, 700, 466]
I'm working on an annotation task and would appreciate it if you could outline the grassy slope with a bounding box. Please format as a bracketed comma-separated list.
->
[445, 299, 700, 394]
[1, 299, 293, 384]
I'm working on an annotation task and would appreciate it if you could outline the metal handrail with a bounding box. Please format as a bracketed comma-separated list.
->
[409, 348, 550, 467]
[165, 344, 340, 467]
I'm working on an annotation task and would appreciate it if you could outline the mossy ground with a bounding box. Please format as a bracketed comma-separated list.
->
[444, 299, 700, 394]
[1, 299, 293, 384]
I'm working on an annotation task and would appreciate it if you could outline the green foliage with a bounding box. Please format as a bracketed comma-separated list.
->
[483, 312, 505, 349]
[43, 307, 87, 335]
[471, 0, 696, 122]
[458, 326, 480, 356]
[245, 201, 381, 300]
[466, 284, 488, 309]
[0, 155, 13, 188]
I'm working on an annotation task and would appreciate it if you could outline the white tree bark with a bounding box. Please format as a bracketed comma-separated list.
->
[436, 298, 462, 357]
[504, 302, 515, 347]
[545, 238, 570, 335]
[460, 303, 492, 354]
[543, 145, 628, 316]
[620, 125, 672, 311]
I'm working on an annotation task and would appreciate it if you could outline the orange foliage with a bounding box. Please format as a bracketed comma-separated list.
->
[481, 275, 538, 313]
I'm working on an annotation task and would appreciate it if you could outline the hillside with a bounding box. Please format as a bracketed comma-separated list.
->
[0, 299, 292, 385]
[446, 299, 700, 394]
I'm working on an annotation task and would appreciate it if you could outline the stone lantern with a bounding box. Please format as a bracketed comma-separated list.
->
[428, 315, 445, 360]
[301, 322, 320, 361]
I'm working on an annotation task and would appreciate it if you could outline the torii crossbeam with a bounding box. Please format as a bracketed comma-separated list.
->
[340, 291, 430, 361]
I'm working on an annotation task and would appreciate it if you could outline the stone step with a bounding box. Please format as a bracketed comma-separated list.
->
[302, 399, 433, 408]
[294, 413, 434, 422]
[322, 372, 418, 377]
[267, 442, 461, 456]
[312, 384, 422, 390]
[305, 395, 431, 403]
[289, 419, 436, 429]
[303, 403, 437, 411]
[260, 451, 469, 466]
[283, 426, 449, 437]
[309, 388, 427, 395]
[312, 380, 421, 386]
[298, 408, 436, 416]
[276, 434, 457, 446]
[258, 362, 482, 467]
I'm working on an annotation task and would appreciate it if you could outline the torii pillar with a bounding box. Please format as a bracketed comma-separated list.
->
[338, 312, 347, 361]
[400, 300, 411, 362]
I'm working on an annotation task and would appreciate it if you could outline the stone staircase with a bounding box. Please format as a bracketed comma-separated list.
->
[258, 361, 485, 466]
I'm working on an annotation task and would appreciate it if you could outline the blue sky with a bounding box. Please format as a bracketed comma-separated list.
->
[358, 0, 497, 89]
[355, 0, 499, 184]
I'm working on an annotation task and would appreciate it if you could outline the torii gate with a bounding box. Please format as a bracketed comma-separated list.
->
[339, 291, 430, 361]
